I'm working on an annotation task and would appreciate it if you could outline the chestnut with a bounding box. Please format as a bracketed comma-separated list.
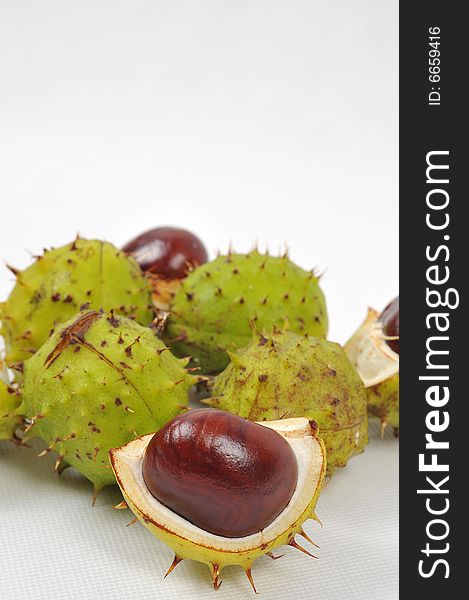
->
[122, 226, 208, 279]
[142, 409, 298, 538]
[379, 296, 399, 354]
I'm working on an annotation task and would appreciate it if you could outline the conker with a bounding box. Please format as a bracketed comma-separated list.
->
[379, 296, 399, 354]
[142, 409, 298, 538]
[122, 226, 208, 279]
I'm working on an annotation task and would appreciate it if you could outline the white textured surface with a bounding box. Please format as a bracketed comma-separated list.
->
[0, 1, 398, 598]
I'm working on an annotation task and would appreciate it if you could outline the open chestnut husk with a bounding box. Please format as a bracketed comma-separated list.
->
[345, 297, 399, 436]
[110, 409, 326, 592]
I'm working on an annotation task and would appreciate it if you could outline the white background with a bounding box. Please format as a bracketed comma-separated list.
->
[0, 1, 398, 599]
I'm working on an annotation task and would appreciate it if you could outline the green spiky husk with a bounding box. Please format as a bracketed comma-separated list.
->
[110, 418, 326, 592]
[212, 330, 368, 474]
[0, 238, 154, 367]
[12, 310, 196, 489]
[165, 251, 328, 374]
[343, 308, 399, 436]
[367, 373, 399, 434]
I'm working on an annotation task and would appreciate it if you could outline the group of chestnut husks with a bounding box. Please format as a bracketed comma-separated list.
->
[0, 225, 398, 592]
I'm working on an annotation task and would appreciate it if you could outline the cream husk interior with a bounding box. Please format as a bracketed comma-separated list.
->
[111, 417, 323, 552]
[345, 309, 399, 388]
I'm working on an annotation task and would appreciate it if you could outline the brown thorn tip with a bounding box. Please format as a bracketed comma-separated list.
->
[91, 486, 102, 507]
[289, 538, 318, 559]
[245, 568, 258, 594]
[299, 528, 320, 548]
[6, 264, 21, 277]
[212, 579, 222, 591]
[56, 461, 71, 476]
[126, 517, 138, 527]
[114, 500, 128, 510]
[164, 555, 183, 578]
[54, 456, 63, 473]
[266, 551, 284, 560]
[37, 447, 52, 457]
[311, 513, 323, 528]
[12, 433, 28, 446]
[380, 419, 388, 439]
[23, 421, 36, 434]
[210, 564, 222, 590]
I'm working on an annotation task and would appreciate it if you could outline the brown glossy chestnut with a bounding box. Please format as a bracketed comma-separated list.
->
[122, 226, 208, 279]
[142, 409, 298, 538]
[379, 296, 399, 354]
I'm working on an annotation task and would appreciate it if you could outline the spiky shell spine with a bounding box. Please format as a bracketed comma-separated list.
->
[211, 329, 368, 474]
[110, 418, 326, 593]
[344, 308, 399, 435]
[6, 310, 197, 492]
[165, 251, 328, 374]
[0, 238, 154, 368]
